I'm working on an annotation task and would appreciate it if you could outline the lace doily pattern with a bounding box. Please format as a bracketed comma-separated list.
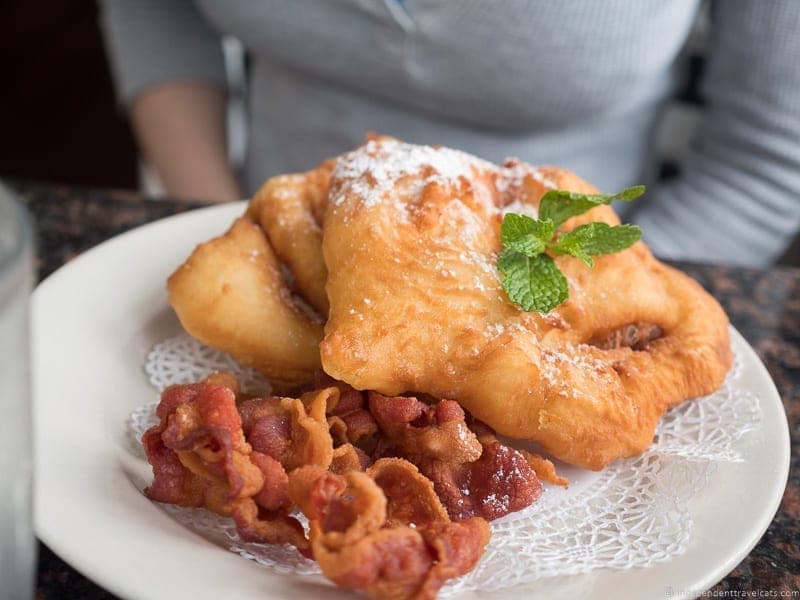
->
[144, 334, 272, 395]
[130, 331, 760, 595]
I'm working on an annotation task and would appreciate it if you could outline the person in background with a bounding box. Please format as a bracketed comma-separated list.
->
[99, 1, 800, 268]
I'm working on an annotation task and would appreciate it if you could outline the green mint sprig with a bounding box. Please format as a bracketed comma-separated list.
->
[497, 186, 645, 313]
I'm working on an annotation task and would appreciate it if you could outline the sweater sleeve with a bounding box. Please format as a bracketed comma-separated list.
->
[99, 0, 227, 105]
[630, 0, 800, 267]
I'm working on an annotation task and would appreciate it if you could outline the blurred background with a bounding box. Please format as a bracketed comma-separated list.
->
[0, 1, 139, 189]
[0, 0, 245, 196]
[1, 0, 797, 264]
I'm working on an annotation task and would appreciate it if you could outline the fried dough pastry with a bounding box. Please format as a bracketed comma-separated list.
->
[167, 136, 731, 471]
[320, 138, 732, 470]
[168, 161, 336, 390]
[245, 160, 333, 315]
[167, 216, 323, 390]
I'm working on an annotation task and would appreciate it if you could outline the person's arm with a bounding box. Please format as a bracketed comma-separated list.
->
[131, 82, 242, 202]
[99, 0, 241, 202]
[629, 0, 800, 267]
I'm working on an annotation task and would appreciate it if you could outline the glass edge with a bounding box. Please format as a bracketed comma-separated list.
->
[0, 183, 34, 278]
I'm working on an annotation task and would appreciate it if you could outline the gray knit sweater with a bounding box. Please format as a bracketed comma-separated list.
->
[100, 0, 800, 267]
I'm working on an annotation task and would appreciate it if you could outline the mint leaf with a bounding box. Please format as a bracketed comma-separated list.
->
[501, 213, 554, 257]
[498, 249, 568, 313]
[549, 234, 595, 267]
[539, 185, 645, 229]
[551, 223, 642, 266]
[497, 185, 646, 314]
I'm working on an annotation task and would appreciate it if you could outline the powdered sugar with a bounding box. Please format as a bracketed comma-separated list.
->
[331, 139, 496, 208]
[327, 140, 559, 303]
[500, 199, 539, 219]
[330, 139, 553, 218]
[499, 158, 555, 191]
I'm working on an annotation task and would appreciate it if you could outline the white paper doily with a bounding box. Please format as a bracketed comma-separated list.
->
[131, 331, 760, 596]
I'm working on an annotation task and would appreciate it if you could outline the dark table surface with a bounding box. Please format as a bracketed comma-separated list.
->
[14, 181, 799, 598]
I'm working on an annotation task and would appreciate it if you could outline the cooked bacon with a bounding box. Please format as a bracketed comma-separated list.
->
[229, 498, 308, 552]
[368, 393, 482, 465]
[238, 387, 336, 471]
[331, 443, 371, 474]
[319, 377, 378, 448]
[288, 462, 490, 600]
[285, 388, 336, 469]
[327, 415, 350, 447]
[421, 441, 543, 521]
[338, 408, 379, 444]
[519, 449, 569, 487]
[367, 458, 449, 528]
[361, 393, 542, 522]
[142, 425, 205, 506]
[142, 375, 551, 598]
[239, 397, 291, 459]
[328, 408, 378, 449]
[142, 377, 308, 551]
[415, 519, 493, 598]
[249, 451, 291, 511]
[146, 382, 262, 510]
[291, 466, 385, 542]
[327, 386, 366, 416]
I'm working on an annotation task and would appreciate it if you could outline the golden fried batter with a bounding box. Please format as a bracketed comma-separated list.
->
[246, 160, 333, 315]
[167, 216, 323, 390]
[320, 139, 732, 470]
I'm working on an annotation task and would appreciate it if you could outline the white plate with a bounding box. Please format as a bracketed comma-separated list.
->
[33, 202, 790, 600]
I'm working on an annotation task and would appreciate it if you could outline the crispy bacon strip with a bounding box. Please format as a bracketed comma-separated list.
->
[145, 382, 261, 511]
[249, 451, 292, 511]
[416, 520, 494, 598]
[238, 387, 336, 470]
[315, 372, 379, 448]
[288, 461, 490, 600]
[143, 374, 553, 597]
[368, 393, 482, 465]
[331, 443, 371, 474]
[287, 388, 337, 469]
[142, 420, 206, 507]
[143, 378, 308, 551]
[239, 397, 290, 459]
[366, 394, 542, 521]
[468, 418, 568, 487]
[519, 449, 569, 488]
[291, 466, 386, 547]
[367, 458, 449, 528]
[228, 497, 308, 552]
[420, 441, 543, 521]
